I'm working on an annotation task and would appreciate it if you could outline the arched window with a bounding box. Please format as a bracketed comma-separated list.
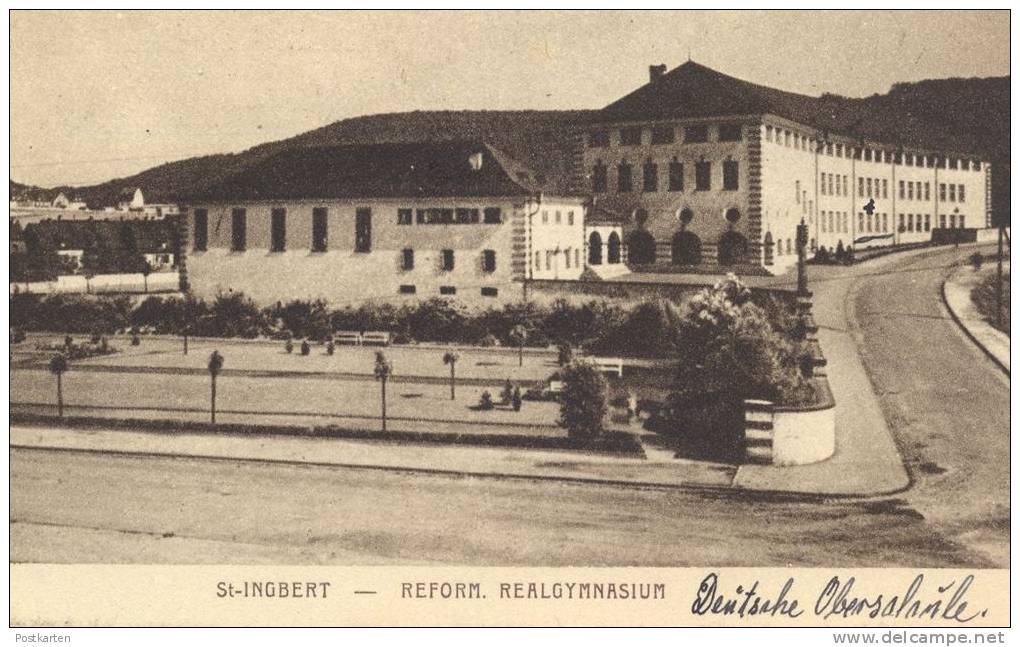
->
[626, 230, 656, 265]
[717, 231, 748, 266]
[671, 231, 702, 265]
[588, 231, 603, 265]
[724, 208, 741, 224]
[607, 232, 621, 264]
[633, 208, 648, 228]
[678, 208, 694, 225]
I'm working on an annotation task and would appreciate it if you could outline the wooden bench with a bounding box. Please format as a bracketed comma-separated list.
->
[580, 356, 624, 377]
[335, 331, 361, 345]
[361, 331, 391, 346]
[548, 380, 564, 394]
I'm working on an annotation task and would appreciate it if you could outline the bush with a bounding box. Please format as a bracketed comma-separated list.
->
[285, 339, 294, 353]
[403, 298, 482, 344]
[814, 246, 831, 264]
[477, 391, 495, 410]
[589, 298, 683, 357]
[272, 299, 332, 341]
[558, 360, 609, 440]
[971, 271, 1010, 335]
[300, 340, 311, 355]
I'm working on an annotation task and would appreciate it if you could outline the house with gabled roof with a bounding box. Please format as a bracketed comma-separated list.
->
[180, 139, 597, 305]
[583, 61, 991, 273]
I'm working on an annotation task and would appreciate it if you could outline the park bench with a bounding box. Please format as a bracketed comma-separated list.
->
[579, 356, 624, 377]
[335, 331, 361, 345]
[361, 331, 391, 346]
[548, 380, 564, 394]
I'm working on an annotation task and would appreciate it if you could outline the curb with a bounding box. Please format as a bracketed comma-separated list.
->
[10, 422, 912, 503]
[940, 265, 1010, 376]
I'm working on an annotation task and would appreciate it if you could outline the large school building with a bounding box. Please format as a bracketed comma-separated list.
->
[180, 61, 992, 304]
[582, 61, 991, 274]
[180, 140, 611, 305]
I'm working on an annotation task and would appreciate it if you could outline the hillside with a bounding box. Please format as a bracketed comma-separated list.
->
[12, 75, 1009, 218]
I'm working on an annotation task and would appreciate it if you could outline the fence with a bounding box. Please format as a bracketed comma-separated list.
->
[9, 272, 180, 295]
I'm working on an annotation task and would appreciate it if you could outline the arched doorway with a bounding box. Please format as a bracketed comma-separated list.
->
[671, 231, 702, 265]
[588, 231, 603, 265]
[626, 230, 656, 265]
[607, 232, 621, 264]
[717, 231, 748, 266]
[763, 231, 774, 266]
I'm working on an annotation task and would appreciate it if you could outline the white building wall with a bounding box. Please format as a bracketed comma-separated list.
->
[760, 120, 817, 273]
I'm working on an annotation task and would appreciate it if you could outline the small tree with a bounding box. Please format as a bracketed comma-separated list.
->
[374, 351, 393, 431]
[501, 379, 514, 405]
[558, 360, 609, 441]
[141, 260, 152, 293]
[49, 353, 69, 418]
[970, 252, 984, 271]
[207, 350, 224, 424]
[508, 324, 528, 367]
[511, 386, 522, 412]
[442, 350, 460, 400]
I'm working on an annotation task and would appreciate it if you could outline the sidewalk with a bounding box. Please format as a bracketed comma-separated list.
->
[942, 262, 1010, 374]
[732, 255, 913, 497]
[10, 423, 737, 491]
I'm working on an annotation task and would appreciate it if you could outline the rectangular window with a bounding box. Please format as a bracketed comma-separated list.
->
[564, 248, 571, 268]
[588, 130, 609, 147]
[939, 183, 947, 201]
[592, 164, 607, 193]
[899, 213, 905, 231]
[866, 178, 873, 198]
[820, 174, 827, 196]
[949, 184, 956, 202]
[310, 207, 328, 252]
[765, 125, 773, 142]
[650, 125, 675, 144]
[397, 208, 413, 225]
[480, 287, 498, 297]
[958, 184, 966, 202]
[567, 211, 574, 225]
[482, 249, 496, 273]
[542, 210, 548, 225]
[960, 216, 966, 228]
[617, 163, 632, 192]
[882, 179, 888, 199]
[231, 208, 246, 251]
[193, 209, 208, 251]
[441, 249, 454, 271]
[718, 123, 742, 142]
[555, 210, 561, 224]
[483, 207, 502, 224]
[858, 213, 864, 232]
[899, 180, 905, 199]
[907, 182, 914, 201]
[722, 160, 739, 190]
[684, 125, 708, 143]
[620, 127, 642, 146]
[440, 286, 457, 295]
[858, 178, 865, 198]
[940, 214, 947, 228]
[924, 214, 931, 231]
[864, 149, 872, 162]
[668, 161, 683, 191]
[643, 161, 658, 192]
[401, 248, 414, 271]
[270, 208, 286, 252]
[355, 207, 372, 252]
[796, 180, 801, 203]
[695, 161, 711, 191]
[398, 285, 416, 294]
[842, 176, 848, 196]
[924, 183, 930, 201]
[882, 213, 888, 232]
[455, 208, 479, 224]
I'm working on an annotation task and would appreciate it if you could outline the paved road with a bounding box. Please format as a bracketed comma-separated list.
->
[844, 245, 1009, 566]
[9, 447, 990, 566]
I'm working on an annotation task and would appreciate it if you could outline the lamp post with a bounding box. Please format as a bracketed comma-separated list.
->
[208, 350, 223, 425]
[374, 351, 393, 432]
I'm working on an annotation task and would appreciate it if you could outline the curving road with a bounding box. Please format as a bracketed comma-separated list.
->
[844, 245, 1009, 566]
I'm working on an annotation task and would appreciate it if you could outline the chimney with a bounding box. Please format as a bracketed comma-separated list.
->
[649, 64, 667, 82]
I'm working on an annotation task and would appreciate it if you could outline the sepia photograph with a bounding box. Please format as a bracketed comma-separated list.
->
[7, 8, 1011, 630]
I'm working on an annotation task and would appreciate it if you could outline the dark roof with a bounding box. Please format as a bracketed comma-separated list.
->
[598, 61, 992, 157]
[184, 140, 571, 203]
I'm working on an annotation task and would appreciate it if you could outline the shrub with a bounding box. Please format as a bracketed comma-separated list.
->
[814, 246, 831, 264]
[274, 299, 332, 340]
[971, 271, 1010, 335]
[403, 298, 482, 343]
[285, 339, 294, 353]
[589, 298, 683, 357]
[558, 360, 609, 440]
[557, 343, 574, 366]
[201, 292, 270, 338]
[326, 340, 335, 356]
[500, 379, 514, 405]
[477, 391, 494, 410]
[300, 340, 311, 355]
[834, 240, 846, 263]
[970, 252, 984, 271]
[512, 386, 522, 412]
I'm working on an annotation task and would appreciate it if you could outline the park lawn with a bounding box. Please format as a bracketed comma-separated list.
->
[57, 335, 560, 383]
[11, 368, 563, 438]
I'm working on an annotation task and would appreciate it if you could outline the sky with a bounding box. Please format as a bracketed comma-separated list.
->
[9, 9, 1010, 188]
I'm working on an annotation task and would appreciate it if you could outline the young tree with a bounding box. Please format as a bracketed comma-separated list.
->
[207, 350, 224, 424]
[442, 350, 460, 400]
[374, 351, 393, 431]
[48, 353, 69, 418]
[141, 260, 152, 293]
[508, 324, 528, 367]
[558, 360, 609, 441]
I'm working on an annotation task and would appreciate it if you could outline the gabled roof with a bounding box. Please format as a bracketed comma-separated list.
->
[596, 61, 991, 157]
[183, 140, 570, 203]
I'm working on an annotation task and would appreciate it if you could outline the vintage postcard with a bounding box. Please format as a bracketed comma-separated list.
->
[7, 8, 1011, 633]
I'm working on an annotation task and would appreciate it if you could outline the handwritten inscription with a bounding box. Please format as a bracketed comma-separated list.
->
[692, 573, 988, 623]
